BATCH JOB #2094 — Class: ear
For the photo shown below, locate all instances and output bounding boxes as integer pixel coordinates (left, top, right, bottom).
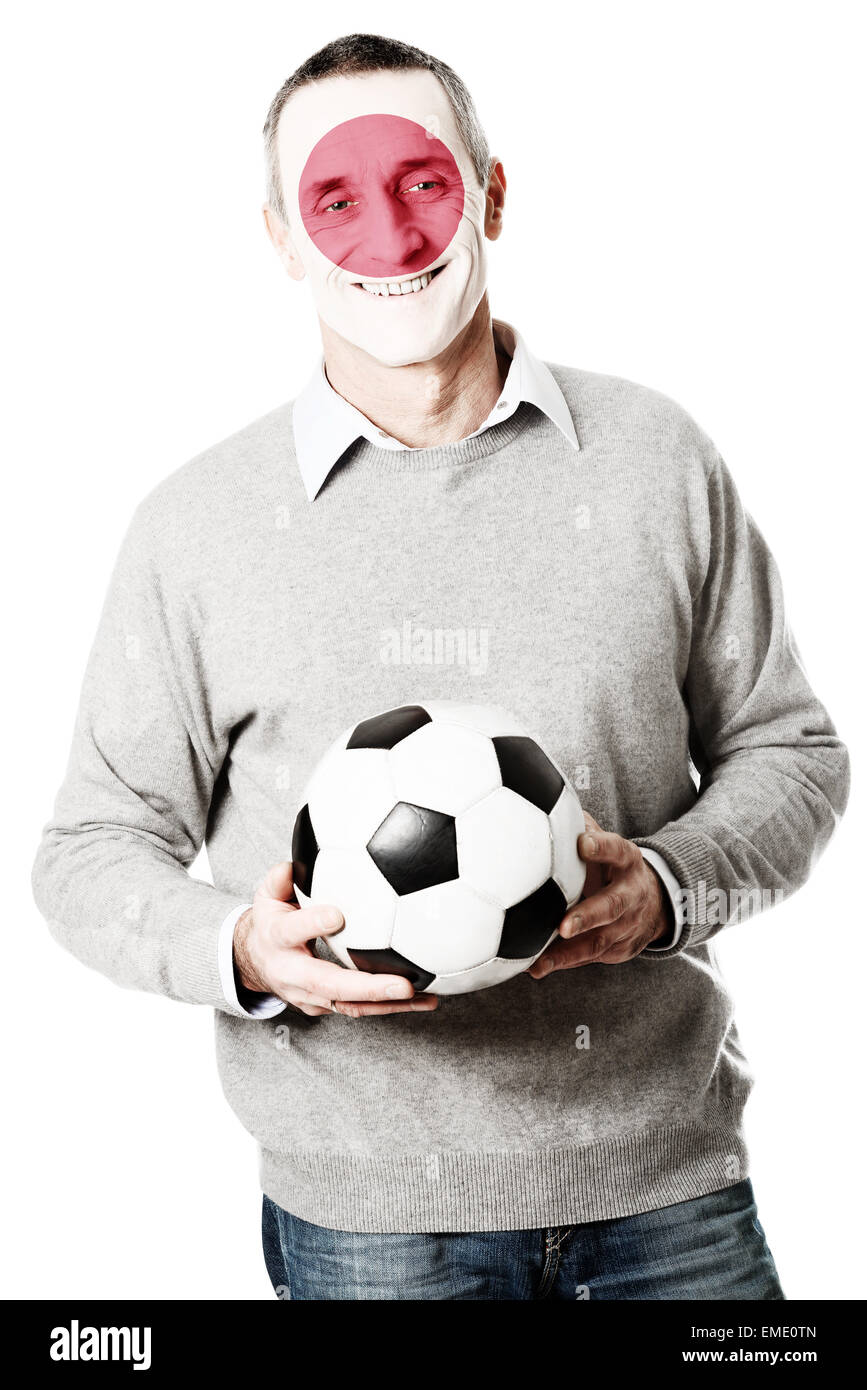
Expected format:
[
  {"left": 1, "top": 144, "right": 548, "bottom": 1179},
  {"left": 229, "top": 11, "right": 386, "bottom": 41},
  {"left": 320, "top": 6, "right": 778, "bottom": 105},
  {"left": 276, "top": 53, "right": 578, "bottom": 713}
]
[
  {"left": 484, "top": 160, "right": 507, "bottom": 242},
  {"left": 262, "top": 203, "right": 306, "bottom": 282}
]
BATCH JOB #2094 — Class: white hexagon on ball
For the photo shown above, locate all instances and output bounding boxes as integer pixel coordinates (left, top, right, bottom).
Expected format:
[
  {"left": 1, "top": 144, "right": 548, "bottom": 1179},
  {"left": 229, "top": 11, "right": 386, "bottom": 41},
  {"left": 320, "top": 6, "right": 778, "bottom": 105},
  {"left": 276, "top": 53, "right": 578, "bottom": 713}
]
[
  {"left": 306, "top": 743, "right": 396, "bottom": 849},
  {"left": 307, "top": 846, "right": 397, "bottom": 967},
  {"left": 456, "top": 787, "right": 553, "bottom": 910},
  {"left": 430, "top": 952, "right": 539, "bottom": 995},
  {"left": 420, "top": 701, "right": 527, "bottom": 739},
  {"left": 389, "top": 719, "right": 502, "bottom": 817},
  {"left": 549, "top": 784, "right": 587, "bottom": 906},
  {"left": 392, "top": 878, "right": 504, "bottom": 976}
]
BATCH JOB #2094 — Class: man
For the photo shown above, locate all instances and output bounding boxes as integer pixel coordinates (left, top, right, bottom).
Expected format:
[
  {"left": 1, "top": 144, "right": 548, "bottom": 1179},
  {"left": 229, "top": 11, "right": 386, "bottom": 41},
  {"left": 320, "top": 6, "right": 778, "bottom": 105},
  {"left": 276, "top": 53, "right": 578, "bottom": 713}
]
[{"left": 32, "top": 33, "right": 849, "bottom": 1301}]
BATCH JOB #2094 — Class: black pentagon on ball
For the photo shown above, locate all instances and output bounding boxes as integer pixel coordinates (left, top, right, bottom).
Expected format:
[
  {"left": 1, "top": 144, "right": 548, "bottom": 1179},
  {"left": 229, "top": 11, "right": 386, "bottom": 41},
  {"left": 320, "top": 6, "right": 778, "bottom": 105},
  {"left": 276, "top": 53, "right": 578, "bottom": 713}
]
[
  {"left": 500, "top": 878, "right": 568, "bottom": 959},
  {"left": 492, "top": 735, "right": 564, "bottom": 814},
  {"left": 346, "top": 704, "right": 432, "bottom": 750},
  {"left": 347, "top": 947, "right": 435, "bottom": 993},
  {"left": 291, "top": 802, "right": 319, "bottom": 896},
  {"left": 366, "top": 801, "right": 458, "bottom": 896}
]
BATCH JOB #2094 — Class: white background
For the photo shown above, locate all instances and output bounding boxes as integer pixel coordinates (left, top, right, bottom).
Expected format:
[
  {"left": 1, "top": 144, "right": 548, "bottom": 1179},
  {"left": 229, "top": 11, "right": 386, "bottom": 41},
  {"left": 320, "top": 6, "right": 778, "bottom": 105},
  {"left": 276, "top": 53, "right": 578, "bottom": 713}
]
[{"left": 2, "top": 0, "right": 864, "bottom": 1299}]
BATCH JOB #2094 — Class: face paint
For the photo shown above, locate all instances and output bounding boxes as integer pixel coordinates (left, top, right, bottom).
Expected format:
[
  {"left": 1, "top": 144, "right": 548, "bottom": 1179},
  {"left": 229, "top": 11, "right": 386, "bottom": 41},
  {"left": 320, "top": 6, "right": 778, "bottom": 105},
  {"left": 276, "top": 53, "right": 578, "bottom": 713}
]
[
  {"left": 276, "top": 71, "right": 490, "bottom": 366},
  {"left": 299, "top": 114, "right": 464, "bottom": 280}
]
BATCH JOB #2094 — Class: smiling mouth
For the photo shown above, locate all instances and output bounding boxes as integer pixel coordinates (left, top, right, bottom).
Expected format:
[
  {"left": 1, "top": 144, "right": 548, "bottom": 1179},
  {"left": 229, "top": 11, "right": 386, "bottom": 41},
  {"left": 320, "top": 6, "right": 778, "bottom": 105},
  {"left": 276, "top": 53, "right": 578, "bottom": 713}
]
[{"left": 353, "top": 265, "right": 446, "bottom": 297}]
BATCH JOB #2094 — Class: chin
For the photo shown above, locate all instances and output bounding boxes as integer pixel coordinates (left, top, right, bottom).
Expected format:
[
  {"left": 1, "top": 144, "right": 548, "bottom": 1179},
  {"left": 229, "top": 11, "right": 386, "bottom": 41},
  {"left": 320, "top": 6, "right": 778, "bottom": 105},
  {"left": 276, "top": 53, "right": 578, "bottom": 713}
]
[
  {"left": 368, "top": 344, "right": 444, "bottom": 368},
  {"left": 361, "top": 321, "right": 465, "bottom": 369}
]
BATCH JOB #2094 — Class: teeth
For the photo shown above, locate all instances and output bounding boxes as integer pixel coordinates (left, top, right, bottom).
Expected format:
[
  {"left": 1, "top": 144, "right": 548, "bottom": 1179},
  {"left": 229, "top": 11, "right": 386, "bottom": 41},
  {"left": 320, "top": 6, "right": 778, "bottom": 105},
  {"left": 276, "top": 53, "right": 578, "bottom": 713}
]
[{"left": 359, "top": 271, "right": 434, "bottom": 296}]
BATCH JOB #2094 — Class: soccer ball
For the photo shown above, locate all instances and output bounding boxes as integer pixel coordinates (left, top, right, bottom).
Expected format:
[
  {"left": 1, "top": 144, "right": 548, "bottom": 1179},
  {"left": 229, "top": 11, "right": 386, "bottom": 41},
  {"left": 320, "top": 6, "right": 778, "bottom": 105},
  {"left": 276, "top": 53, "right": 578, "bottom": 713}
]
[{"left": 291, "top": 702, "right": 586, "bottom": 995}]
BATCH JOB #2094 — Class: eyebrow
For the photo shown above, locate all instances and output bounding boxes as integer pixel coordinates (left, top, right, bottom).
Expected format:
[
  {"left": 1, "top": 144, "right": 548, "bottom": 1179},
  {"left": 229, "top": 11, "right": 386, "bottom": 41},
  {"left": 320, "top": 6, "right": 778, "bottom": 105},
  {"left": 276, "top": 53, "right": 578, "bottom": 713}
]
[
  {"left": 303, "top": 175, "right": 355, "bottom": 200},
  {"left": 388, "top": 155, "right": 455, "bottom": 178}
]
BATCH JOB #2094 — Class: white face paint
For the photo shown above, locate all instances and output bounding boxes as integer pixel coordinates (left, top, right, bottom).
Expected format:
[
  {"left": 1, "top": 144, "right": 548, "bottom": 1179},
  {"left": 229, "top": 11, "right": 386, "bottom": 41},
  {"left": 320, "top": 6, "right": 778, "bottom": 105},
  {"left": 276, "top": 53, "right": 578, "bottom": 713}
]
[{"left": 275, "top": 70, "right": 490, "bottom": 366}]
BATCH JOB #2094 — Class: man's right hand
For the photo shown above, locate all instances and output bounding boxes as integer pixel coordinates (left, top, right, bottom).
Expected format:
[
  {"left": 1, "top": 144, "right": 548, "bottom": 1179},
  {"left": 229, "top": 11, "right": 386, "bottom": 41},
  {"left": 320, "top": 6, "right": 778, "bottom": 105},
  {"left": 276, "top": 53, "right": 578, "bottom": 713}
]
[{"left": 233, "top": 861, "right": 439, "bottom": 1019}]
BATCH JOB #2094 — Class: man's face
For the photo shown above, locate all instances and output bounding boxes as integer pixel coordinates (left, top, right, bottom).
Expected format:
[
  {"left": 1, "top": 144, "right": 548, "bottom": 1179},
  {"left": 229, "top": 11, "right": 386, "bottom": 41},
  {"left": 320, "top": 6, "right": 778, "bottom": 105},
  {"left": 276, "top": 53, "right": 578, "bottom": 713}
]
[{"left": 274, "top": 70, "right": 491, "bottom": 366}]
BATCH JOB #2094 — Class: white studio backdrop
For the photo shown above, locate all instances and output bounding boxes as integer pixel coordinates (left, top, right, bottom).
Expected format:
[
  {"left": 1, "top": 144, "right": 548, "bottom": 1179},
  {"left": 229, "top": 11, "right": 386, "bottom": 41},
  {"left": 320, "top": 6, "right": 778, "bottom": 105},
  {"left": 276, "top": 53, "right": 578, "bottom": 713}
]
[{"left": 2, "top": 0, "right": 864, "bottom": 1299}]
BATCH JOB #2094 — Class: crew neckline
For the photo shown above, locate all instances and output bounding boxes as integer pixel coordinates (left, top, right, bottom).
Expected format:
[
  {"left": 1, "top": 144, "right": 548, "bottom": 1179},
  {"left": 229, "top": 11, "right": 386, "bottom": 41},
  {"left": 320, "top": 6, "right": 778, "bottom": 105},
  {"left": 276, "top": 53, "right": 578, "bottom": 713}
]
[{"left": 334, "top": 400, "right": 541, "bottom": 475}]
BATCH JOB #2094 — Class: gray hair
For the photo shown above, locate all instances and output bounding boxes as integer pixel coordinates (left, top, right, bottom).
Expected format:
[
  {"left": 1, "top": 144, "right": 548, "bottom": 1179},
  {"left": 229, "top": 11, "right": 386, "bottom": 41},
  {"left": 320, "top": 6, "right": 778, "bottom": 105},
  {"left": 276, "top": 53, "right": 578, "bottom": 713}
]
[{"left": 262, "top": 33, "right": 492, "bottom": 224}]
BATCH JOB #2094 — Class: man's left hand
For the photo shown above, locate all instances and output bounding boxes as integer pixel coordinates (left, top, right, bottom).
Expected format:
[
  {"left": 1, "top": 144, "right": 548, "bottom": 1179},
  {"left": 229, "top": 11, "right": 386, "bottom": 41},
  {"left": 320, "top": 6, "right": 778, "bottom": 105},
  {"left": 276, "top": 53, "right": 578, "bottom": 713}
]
[{"left": 527, "top": 812, "right": 673, "bottom": 977}]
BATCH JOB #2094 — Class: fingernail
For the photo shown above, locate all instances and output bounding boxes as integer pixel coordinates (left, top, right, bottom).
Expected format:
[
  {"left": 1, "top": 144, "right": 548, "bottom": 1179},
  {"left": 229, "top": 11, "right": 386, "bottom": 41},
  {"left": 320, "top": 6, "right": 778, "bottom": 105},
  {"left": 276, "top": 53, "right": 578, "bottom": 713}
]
[
  {"left": 562, "top": 913, "right": 582, "bottom": 937},
  {"left": 386, "top": 982, "right": 411, "bottom": 999},
  {"left": 318, "top": 908, "right": 343, "bottom": 930},
  {"left": 583, "top": 835, "right": 598, "bottom": 856}
]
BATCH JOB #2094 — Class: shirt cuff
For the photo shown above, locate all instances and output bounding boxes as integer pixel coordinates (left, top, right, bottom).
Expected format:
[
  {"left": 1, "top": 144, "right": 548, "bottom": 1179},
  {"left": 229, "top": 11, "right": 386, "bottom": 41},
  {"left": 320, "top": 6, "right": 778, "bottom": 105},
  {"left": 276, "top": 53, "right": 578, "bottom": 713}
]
[
  {"left": 638, "top": 848, "right": 686, "bottom": 951},
  {"left": 217, "top": 902, "right": 286, "bottom": 1019}
]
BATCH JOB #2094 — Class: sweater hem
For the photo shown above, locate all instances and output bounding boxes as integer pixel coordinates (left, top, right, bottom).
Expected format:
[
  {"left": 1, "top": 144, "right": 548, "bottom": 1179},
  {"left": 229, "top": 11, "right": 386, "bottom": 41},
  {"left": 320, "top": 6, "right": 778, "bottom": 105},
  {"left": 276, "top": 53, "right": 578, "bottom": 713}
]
[{"left": 258, "top": 1101, "right": 750, "bottom": 1233}]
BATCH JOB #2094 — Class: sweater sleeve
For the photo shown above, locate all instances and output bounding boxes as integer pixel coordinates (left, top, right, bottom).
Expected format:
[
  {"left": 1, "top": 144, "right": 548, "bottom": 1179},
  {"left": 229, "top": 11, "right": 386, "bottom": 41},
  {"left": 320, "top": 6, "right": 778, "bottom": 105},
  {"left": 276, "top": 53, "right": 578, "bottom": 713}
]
[
  {"left": 633, "top": 439, "right": 850, "bottom": 955},
  {"left": 31, "top": 500, "right": 252, "bottom": 1011}
]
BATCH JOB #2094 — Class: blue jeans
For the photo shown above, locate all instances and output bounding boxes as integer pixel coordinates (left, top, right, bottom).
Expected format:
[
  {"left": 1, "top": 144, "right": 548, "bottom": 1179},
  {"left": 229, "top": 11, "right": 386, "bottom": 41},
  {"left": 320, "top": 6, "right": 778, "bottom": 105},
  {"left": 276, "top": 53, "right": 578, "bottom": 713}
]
[{"left": 262, "top": 1178, "right": 784, "bottom": 1300}]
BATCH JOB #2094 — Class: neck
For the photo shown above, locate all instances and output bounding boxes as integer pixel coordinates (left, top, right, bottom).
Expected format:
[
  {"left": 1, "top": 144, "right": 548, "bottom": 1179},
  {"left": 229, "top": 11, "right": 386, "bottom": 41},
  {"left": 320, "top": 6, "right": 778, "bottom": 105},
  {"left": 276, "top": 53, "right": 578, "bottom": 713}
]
[{"left": 320, "top": 297, "right": 509, "bottom": 449}]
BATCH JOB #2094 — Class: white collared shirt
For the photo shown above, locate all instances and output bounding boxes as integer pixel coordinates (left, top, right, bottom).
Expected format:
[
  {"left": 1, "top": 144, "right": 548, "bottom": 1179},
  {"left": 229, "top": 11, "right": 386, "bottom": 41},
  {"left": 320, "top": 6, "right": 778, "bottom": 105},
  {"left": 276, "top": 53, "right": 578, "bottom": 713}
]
[
  {"left": 219, "top": 323, "right": 685, "bottom": 1016},
  {"left": 291, "top": 320, "right": 580, "bottom": 502}
]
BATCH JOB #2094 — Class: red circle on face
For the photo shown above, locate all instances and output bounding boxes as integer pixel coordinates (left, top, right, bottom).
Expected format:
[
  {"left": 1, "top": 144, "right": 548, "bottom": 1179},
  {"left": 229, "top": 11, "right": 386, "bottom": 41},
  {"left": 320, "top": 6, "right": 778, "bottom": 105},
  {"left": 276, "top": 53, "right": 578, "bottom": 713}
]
[{"left": 298, "top": 113, "right": 465, "bottom": 279}]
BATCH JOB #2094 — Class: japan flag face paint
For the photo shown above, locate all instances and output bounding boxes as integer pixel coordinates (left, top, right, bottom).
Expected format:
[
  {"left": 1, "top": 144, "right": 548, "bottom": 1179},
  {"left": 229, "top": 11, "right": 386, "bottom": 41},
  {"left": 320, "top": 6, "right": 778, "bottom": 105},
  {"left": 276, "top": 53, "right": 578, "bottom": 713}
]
[
  {"left": 275, "top": 71, "right": 490, "bottom": 366},
  {"left": 299, "top": 114, "right": 465, "bottom": 280}
]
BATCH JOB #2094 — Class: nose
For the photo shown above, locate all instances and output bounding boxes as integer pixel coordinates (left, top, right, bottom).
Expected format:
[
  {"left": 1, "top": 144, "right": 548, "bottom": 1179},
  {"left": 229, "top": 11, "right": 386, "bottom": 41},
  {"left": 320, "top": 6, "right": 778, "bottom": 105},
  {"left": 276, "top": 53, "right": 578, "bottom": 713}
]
[{"left": 362, "top": 187, "right": 427, "bottom": 276}]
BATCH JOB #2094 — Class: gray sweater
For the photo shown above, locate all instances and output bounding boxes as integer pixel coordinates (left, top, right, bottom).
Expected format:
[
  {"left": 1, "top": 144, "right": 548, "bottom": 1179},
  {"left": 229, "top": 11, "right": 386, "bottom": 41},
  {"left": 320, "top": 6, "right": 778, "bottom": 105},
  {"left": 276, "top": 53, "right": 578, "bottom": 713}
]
[{"left": 32, "top": 365, "right": 849, "bottom": 1232}]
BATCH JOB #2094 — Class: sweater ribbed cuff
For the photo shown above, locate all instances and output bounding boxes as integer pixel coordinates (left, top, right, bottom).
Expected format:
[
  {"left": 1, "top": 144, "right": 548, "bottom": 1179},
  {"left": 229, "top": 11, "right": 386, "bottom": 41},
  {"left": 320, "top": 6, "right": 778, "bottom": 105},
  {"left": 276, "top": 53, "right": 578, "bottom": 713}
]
[
  {"left": 631, "top": 828, "right": 719, "bottom": 956},
  {"left": 169, "top": 887, "right": 258, "bottom": 1012}
]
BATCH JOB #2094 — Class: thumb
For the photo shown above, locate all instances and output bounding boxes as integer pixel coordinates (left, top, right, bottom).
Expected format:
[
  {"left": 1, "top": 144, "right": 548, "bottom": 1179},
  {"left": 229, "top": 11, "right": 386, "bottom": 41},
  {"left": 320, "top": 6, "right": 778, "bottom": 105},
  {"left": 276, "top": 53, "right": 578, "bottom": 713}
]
[
  {"left": 255, "top": 860, "right": 296, "bottom": 904},
  {"left": 580, "top": 810, "right": 601, "bottom": 837}
]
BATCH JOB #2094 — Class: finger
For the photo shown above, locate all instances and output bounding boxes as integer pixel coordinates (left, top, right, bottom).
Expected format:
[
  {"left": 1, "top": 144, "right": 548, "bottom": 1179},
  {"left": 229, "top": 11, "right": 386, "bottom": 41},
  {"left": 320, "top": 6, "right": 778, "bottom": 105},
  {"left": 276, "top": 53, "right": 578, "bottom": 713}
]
[
  {"left": 291, "top": 957, "right": 417, "bottom": 1003},
  {"left": 571, "top": 920, "right": 641, "bottom": 963},
  {"left": 283, "top": 988, "right": 336, "bottom": 1011},
  {"left": 579, "top": 810, "right": 601, "bottom": 836},
  {"left": 335, "top": 995, "right": 440, "bottom": 1018},
  {"left": 255, "top": 860, "right": 296, "bottom": 904},
  {"left": 529, "top": 921, "right": 637, "bottom": 975},
  {"left": 577, "top": 828, "right": 639, "bottom": 872},
  {"left": 559, "top": 883, "right": 634, "bottom": 937},
  {"left": 281, "top": 997, "right": 334, "bottom": 1017},
  {"left": 592, "top": 938, "right": 645, "bottom": 964},
  {"left": 279, "top": 902, "right": 346, "bottom": 946}
]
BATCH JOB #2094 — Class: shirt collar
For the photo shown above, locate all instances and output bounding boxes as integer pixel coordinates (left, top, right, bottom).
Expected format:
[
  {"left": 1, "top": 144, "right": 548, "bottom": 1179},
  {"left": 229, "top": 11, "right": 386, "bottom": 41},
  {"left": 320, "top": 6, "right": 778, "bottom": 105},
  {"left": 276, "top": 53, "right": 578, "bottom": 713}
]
[{"left": 292, "top": 318, "right": 579, "bottom": 501}]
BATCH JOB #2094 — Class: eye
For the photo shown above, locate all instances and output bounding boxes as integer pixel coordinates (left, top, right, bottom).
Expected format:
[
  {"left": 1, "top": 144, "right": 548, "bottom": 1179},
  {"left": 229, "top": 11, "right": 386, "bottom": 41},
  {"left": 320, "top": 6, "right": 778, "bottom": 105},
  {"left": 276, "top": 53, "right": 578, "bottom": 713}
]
[
  {"left": 324, "top": 198, "right": 357, "bottom": 213},
  {"left": 405, "top": 181, "right": 438, "bottom": 193}
]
